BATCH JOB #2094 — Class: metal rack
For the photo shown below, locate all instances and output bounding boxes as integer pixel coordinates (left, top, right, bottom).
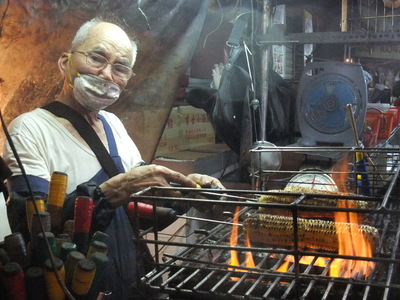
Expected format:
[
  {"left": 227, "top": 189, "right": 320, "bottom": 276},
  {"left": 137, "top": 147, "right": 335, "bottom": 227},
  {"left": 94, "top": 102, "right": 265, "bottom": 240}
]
[
  {"left": 129, "top": 2, "right": 400, "bottom": 298},
  {"left": 131, "top": 141, "right": 400, "bottom": 299},
  {"left": 259, "top": 0, "right": 400, "bottom": 45},
  {"left": 251, "top": 126, "right": 400, "bottom": 190}
]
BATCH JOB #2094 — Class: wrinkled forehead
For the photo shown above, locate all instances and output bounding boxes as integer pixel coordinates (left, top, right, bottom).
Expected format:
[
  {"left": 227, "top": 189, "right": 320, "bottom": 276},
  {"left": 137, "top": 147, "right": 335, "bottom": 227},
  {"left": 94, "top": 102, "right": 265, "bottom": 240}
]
[{"left": 80, "top": 22, "right": 134, "bottom": 60}]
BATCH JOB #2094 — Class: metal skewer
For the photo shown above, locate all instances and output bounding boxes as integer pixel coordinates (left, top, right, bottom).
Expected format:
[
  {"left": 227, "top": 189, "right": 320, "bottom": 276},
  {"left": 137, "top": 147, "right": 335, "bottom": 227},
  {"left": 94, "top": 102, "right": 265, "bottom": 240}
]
[{"left": 177, "top": 215, "right": 243, "bottom": 227}]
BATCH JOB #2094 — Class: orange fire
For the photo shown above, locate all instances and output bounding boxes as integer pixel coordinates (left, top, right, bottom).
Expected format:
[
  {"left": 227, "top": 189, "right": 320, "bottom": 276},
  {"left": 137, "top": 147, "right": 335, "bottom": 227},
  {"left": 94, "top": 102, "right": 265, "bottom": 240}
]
[
  {"left": 330, "top": 154, "right": 375, "bottom": 278},
  {"left": 229, "top": 206, "right": 255, "bottom": 280},
  {"left": 275, "top": 255, "right": 327, "bottom": 273},
  {"left": 229, "top": 154, "right": 375, "bottom": 279},
  {"left": 229, "top": 206, "right": 240, "bottom": 269},
  {"left": 330, "top": 199, "right": 374, "bottom": 277}
]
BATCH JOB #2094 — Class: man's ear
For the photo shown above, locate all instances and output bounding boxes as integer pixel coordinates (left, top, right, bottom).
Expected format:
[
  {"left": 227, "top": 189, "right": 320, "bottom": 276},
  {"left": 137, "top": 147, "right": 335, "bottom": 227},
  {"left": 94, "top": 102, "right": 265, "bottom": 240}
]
[{"left": 58, "top": 52, "right": 69, "bottom": 76}]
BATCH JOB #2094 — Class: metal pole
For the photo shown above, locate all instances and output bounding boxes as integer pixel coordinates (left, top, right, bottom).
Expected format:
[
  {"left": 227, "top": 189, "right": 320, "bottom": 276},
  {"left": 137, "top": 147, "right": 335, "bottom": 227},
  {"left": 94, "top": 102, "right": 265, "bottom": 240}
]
[
  {"left": 341, "top": 0, "right": 348, "bottom": 32},
  {"left": 259, "top": 0, "right": 271, "bottom": 142}
]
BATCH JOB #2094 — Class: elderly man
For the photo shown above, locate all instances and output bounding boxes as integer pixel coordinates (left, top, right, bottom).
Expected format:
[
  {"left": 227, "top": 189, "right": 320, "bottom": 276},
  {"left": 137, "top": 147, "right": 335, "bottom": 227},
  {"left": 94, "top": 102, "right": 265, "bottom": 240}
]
[{"left": 3, "top": 16, "right": 223, "bottom": 299}]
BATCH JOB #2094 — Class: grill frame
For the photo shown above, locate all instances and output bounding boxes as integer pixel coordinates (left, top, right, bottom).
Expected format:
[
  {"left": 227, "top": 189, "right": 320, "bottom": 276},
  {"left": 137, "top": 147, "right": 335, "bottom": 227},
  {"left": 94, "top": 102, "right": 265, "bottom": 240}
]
[
  {"left": 132, "top": 133, "right": 400, "bottom": 299},
  {"left": 131, "top": 2, "right": 400, "bottom": 297}
]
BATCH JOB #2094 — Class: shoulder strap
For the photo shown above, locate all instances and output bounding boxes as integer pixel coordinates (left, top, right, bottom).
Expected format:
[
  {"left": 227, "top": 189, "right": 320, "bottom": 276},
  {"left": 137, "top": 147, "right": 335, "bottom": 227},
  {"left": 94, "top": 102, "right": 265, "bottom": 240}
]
[{"left": 42, "top": 101, "right": 120, "bottom": 178}]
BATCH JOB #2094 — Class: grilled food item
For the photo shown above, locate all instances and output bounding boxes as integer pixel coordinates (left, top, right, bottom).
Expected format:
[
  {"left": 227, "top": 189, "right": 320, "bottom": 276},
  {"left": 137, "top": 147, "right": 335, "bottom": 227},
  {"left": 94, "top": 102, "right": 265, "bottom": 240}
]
[
  {"left": 243, "top": 213, "right": 379, "bottom": 252},
  {"left": 258, "top": 186, "right": 376, "bottom": 218}
]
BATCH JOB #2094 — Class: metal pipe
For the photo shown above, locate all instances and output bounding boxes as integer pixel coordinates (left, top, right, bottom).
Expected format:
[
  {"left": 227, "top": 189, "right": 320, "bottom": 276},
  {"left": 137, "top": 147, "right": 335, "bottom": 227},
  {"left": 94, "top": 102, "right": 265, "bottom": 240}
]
[
  {"left": 346, "top": 104, "right": 383, "bottom": 179},
  {"left": 259, "top": 0, "right": 272, "bottom": 141},
  {"left": 342, "top": 0, "right": 348, "bottom": 32},
  {"left": 346, "top": 104, "right": 360, "bottom": 146}
]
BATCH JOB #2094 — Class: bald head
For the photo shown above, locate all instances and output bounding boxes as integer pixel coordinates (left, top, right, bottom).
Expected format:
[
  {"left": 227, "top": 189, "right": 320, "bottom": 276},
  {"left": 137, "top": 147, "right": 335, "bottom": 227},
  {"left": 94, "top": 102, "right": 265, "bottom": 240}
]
[{"left": 71, "top": 17, "right": 137, "bottom": 67}]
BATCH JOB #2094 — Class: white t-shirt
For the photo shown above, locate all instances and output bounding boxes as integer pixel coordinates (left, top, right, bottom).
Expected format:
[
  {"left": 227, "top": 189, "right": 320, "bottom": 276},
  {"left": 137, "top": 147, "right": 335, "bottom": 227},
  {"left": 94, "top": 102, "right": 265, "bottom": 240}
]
[
  {"left": 3, "top": 107, "right": 143, "bottom": 193},
  {"left": 3, "top": 106, "right": 147, "bottom": 298}
]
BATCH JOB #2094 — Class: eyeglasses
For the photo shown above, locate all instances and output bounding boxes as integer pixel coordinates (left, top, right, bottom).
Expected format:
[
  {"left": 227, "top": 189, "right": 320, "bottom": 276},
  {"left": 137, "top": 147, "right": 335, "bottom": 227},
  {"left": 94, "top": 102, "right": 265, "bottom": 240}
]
[{"left": 71, "top": 51, "right": 135, "bottom": 80}]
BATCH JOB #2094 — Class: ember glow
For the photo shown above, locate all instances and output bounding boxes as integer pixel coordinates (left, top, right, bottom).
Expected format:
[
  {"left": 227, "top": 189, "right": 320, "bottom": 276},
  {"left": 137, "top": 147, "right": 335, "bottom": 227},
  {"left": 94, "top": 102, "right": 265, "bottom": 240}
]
[{"left": 276, "top": 255, "right": 327, "bottom": 272}]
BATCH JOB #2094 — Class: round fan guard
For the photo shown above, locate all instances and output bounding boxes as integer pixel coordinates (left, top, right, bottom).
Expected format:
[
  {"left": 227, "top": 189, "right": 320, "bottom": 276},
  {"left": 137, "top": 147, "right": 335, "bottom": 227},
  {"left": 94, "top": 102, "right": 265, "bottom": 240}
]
[{"left": 296, "top": 62, "right": 367, "bottom": 147}]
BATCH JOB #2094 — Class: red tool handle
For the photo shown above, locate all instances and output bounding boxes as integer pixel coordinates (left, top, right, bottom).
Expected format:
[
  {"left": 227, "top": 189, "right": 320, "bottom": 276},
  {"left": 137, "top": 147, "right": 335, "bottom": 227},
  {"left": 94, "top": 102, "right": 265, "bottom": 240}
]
[{"left": 127, "top": 202, "right": 177, "bottom": 221}]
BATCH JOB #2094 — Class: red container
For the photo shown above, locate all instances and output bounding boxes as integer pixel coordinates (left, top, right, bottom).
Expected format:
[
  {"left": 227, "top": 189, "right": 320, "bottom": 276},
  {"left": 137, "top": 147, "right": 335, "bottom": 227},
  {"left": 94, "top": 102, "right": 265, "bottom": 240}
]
[
  {"left": 379, "top": 108, "right": 396, "bottom": 139},
  {"left": 392, "top": 106, "right": 400, "bottom": 127},
  {"left": 389, "top": 107, "right": 399, "bottom": 128},
  {"left": 364, "top": 108, "right": 382, "bottom": 146}
]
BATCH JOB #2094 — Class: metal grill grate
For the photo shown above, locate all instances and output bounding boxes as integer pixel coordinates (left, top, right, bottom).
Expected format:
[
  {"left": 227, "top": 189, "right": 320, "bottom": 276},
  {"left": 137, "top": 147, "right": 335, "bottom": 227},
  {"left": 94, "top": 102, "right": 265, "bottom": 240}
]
[{"left": 131, "top": 139, "right": 400, "bottom": 299}]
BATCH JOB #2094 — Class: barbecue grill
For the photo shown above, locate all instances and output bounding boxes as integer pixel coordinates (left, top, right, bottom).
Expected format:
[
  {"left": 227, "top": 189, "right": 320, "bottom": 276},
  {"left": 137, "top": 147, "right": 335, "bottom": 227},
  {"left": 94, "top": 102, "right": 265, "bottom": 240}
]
[
  {"left": 130, "top": 129, "right": 400, "bottom": 300},
  {"left": 129, "top": 2, "right": 400, "bottom": 297},
  {"left": 132, "top": 147, "right": 400, "bottom": 299}
]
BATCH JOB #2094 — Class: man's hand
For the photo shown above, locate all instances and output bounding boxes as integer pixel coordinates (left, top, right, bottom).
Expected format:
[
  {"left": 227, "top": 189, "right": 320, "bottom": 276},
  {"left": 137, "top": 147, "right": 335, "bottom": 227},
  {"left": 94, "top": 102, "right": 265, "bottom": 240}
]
[
  {"left": 187, "top": 173, "right": 225, "bottom": 189},
  {"left": 99, "top": 165, "right": 197, "bottom": 207},
  {"left": 187, "top": 173, "right": 226, "bottom": 212}
]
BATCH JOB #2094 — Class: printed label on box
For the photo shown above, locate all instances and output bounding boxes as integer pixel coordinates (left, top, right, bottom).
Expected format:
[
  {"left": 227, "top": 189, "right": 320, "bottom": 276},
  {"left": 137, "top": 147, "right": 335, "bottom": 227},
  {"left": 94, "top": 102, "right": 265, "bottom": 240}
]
[{"left": 156, "top": 106, "right": 215, "bottom": 156}]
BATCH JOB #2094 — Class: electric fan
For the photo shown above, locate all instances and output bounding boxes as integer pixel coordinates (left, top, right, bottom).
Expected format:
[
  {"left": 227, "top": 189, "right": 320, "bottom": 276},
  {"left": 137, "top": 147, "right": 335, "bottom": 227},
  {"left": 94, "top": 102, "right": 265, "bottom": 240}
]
[{"left": 296, "top": 61, "right": 367, "bottom": 147}]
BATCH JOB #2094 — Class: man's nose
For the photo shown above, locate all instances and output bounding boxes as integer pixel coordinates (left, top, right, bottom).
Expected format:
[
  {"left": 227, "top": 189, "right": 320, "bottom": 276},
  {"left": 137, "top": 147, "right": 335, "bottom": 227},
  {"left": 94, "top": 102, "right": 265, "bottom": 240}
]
[{"left": 98, "top": 63, "right": 114, "bottom": 81}]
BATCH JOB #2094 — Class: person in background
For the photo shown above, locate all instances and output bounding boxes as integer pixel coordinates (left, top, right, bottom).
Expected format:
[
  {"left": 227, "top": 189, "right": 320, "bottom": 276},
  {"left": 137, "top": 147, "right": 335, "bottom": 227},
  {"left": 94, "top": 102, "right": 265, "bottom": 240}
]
[{"left": 3, "top": 15, "right": 224, "bottom": 299}]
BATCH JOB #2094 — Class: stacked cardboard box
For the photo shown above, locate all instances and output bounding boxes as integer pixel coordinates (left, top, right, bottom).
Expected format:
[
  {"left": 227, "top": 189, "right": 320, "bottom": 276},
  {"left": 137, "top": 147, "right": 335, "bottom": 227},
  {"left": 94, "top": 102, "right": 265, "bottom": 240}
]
[
  {"left": 153, "top": 143, "right": 239, "bottom": 177},
  {"left": 155, "top": 105, "right": 216, "bottom": 156}
]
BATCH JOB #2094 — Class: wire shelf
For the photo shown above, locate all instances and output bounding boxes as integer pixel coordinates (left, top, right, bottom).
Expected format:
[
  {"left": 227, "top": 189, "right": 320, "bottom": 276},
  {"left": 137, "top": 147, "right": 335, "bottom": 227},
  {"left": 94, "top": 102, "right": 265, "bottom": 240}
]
[{"left": 350, "top": 0, "right": 400, "bottom": 33}]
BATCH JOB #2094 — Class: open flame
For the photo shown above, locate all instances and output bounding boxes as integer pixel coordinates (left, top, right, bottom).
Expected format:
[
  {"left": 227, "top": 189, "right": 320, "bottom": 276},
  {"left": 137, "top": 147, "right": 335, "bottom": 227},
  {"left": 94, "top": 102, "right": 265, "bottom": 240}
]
[
  {"left": 229, "top": 206, "right": 240, "bottom": 269},
  {"left": 330, "top": 153, "right": 375, "bottom": 278},
  {"left": 229, "top": 153, "right": 375, "bottom": 279},
  {"left": 330, "top": 199, "right": 375, "bottom": 278},
  {"left": 229, "top": 206, "right": 255, "bottom": 280}
]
